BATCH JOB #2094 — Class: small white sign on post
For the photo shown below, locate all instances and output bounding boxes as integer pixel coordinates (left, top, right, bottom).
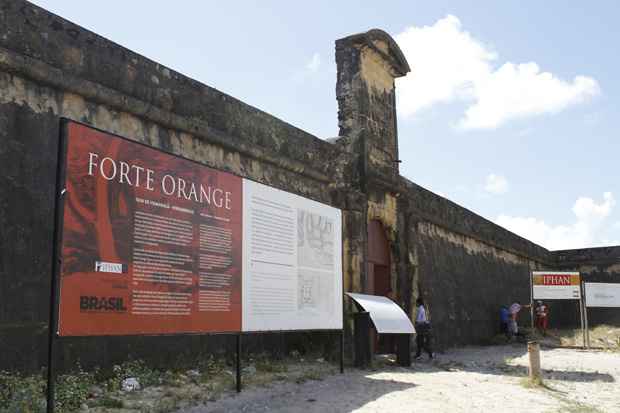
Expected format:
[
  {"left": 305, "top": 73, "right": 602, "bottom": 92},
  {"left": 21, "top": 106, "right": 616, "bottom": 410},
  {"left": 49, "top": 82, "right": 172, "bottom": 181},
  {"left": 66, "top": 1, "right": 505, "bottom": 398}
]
[
  {"left": 532, "top": 272, "right": 581, "bottom": 300},
  {"left": 585, "top": 283, "right": 620, "bottom": 308}
]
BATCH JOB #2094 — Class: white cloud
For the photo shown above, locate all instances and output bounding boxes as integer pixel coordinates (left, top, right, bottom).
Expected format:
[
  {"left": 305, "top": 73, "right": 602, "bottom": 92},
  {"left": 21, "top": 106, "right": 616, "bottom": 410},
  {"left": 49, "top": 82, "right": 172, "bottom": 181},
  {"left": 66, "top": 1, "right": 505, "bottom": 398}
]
[
  {"left": 306, "top": 52, "right": 321, "bottom": 73},
  {"left": 396, "top": 15, "right": 492, "bottom": 116},
  {"left": 496, "top": 192, "right": 616, "bottom": 250},
  {"left": 461, "top": 64, "right": 599, "bottom": 129},
  {"left": 395, "top": 15, "right": 600, "bottom": 129},
  {"left": 484, "top": 173, "right": 508, "bottom": 194}
]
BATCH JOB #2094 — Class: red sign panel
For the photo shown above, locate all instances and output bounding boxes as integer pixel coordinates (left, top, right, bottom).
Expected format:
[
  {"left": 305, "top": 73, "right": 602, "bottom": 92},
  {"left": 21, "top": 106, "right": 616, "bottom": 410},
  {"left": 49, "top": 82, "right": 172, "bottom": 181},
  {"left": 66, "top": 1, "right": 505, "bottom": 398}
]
[{"left": 58, "top": 121, "right": 242, "bottom": 336}]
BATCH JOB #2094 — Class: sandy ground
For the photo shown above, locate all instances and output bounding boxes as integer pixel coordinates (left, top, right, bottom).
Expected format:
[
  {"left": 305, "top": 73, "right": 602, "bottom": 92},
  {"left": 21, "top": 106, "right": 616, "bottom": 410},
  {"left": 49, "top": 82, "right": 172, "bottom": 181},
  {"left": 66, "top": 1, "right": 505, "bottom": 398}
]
[{"left": 179, "top": 344, "right": 620, "bottom": 413}]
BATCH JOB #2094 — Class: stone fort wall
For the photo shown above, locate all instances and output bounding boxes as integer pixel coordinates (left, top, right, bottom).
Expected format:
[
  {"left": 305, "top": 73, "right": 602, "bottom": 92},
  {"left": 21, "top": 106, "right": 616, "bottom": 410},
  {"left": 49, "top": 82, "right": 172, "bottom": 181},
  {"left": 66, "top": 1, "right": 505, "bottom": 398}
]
[{"left": 1, "top": 1, "right": 618, "bottom": 372}]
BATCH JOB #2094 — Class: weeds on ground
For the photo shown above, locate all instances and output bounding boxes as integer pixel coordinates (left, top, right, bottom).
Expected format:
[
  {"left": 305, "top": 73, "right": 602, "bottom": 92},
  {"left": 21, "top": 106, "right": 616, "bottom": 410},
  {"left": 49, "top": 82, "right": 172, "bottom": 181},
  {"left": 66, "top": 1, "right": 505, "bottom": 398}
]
[
  {"left": 1, "top": 349, "right": 338, "bottom": 412},
  {"left": 0, "top": 370, "right": 45, "bottom": 413},
  {"left": 519, "top": 375, "right": 545, "bottom": 389},
  {"left": 255, "top": 353, "right": 288, "bottom": 374},
  {"left": 55, "top": 366, "right": 96, "bottom": 412},
  {"left": 98, "top": 359, "right": 159, "bottom": 392},
  {"left": 295, "top": 369, "right": 324, "bottom": 384},
  {"left": 0, "top": 359, "right": 162, "bottom": 413}
]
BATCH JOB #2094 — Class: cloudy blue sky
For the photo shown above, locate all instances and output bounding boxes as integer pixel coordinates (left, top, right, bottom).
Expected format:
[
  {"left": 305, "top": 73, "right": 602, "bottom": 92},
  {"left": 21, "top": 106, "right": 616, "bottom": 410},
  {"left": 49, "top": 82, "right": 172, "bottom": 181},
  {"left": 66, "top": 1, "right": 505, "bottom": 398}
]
[{"left": 32, "top": 1, "right": 620, "bottom": 250}]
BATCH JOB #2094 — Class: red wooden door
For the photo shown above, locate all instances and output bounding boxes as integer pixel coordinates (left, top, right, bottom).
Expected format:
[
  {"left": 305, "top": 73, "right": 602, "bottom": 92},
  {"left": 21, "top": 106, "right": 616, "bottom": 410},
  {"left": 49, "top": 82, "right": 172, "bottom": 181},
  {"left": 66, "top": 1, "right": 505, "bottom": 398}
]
[{"left": 367, "top": 220, "right": 393, "bottom": 353}]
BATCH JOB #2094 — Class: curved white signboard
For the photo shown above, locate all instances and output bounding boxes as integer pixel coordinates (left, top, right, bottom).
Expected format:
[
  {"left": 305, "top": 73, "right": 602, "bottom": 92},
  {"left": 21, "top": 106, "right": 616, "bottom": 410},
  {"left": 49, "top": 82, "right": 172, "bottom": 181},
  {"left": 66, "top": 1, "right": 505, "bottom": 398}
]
[{"left": 346, "top": 293, "right": 415, "bottom": 334}]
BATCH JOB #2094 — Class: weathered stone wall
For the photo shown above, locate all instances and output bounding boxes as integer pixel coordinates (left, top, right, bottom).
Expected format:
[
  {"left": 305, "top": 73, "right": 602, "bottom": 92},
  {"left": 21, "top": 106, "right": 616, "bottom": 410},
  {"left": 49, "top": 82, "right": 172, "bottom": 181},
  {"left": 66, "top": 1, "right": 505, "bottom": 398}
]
[
  {"left": 398, "top": 178, "right": 555, "bottom": 347},
  {"left": 2, "top": 1, "right": 618, "bottom": 373},
  {"left": 0, "top": 0, "right": 357, "bottom": 372}
]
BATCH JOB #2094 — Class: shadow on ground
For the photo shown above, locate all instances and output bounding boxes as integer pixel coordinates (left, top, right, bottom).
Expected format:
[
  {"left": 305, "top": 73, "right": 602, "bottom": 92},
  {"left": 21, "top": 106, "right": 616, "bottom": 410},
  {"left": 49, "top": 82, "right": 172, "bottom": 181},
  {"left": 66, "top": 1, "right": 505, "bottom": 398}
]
[{"left": 180, "top": 371, "right": 415, "bottom": 413}]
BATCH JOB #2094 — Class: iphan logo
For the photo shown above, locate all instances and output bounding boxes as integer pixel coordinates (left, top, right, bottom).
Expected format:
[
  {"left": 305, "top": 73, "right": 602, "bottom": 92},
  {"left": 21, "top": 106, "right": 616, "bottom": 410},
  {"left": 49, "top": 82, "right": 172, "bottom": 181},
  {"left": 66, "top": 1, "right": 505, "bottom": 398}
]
[{"left": 94, "top": 261, "right": 125, "bottom": 274}]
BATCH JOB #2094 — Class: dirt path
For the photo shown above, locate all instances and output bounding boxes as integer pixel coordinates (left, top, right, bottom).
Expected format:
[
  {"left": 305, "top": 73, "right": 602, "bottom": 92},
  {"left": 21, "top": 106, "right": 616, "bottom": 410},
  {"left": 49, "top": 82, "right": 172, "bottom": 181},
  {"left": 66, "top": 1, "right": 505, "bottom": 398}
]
[{"left": 179, "top": 345, "right": 620, "bottom": 413}]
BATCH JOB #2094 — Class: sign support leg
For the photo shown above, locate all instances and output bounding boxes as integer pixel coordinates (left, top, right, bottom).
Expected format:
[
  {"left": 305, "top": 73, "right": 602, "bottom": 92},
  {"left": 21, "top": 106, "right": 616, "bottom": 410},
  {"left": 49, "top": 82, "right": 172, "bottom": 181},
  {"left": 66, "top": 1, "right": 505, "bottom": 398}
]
[
  {"left": 46, "top": 333, "right": 56, "bottom": 413},
  {"left": 340, "top": 329, "right": 344, "bottom": 374},
  {"left": 579, "top": 298, "right": 585, "bottom": 348},
  {"left": 584, "top": 305, "right": 590, "bottom": 348},
  {"left": 582, "top": 282, "right": 590, "bottom": 348},
  {"left": 236, "top": 334, "right": 241, "bottom": 393},
  {"left": 47, "top": 122, "right": 68, "bottom": 413}
]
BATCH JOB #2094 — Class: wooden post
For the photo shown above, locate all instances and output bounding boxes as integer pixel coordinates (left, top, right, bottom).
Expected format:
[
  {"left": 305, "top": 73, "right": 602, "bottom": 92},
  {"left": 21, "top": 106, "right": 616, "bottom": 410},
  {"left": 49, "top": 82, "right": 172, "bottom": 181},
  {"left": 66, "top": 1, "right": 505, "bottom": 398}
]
[{"left": 527, "top": 341, "right": 541, "bottom": 380}]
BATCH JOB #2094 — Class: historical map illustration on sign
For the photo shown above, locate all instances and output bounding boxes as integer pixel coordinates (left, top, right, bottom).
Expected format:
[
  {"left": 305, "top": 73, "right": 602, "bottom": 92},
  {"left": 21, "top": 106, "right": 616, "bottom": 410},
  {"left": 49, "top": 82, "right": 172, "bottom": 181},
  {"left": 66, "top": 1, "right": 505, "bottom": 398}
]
[
  {"left": 297, "top": 211, "right": 336, "bottom": 315},
  {"left": 242, "top": 181, "right": 343, "bottom": 331},
  {"left": 297, "top": 210, "right": 335, "bottom": 270}
]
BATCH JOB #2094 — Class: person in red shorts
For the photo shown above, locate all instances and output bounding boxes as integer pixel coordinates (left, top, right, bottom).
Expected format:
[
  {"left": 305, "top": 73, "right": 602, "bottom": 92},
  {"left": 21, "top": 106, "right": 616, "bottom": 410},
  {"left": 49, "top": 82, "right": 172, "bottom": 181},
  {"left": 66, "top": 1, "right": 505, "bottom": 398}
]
[{"left": 535, "top": 300, "right": 549, "bottom": 335}]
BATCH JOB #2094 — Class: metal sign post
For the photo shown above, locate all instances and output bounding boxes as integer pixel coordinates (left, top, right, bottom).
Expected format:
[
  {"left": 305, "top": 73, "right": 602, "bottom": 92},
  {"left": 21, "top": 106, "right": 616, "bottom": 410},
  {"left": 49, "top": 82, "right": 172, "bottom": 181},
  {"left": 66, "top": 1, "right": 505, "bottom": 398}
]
[
  {"left": 579, "top": 297, "right": 585, "bottom": 348},
  {"left": 340, "top": 329, "right": 344, "bottom": 374},
  {"left": 528, "top": 263, "right": 534, "bottom": 329},
  {"left": 581, "top": 282, "right": 590, "bottom": 348},
  {"left": 47, "top": 123, "right": 70, "bottom": 413},
  {"left": 236, "top": 334, "right": 241, "bottom": 393}
]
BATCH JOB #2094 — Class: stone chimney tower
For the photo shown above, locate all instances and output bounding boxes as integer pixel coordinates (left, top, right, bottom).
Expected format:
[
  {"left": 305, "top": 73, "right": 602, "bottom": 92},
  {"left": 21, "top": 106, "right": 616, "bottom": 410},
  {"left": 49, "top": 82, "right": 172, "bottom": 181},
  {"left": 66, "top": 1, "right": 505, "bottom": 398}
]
[{"left": 335, "top": 29, "right": 410, "bottom": 182}]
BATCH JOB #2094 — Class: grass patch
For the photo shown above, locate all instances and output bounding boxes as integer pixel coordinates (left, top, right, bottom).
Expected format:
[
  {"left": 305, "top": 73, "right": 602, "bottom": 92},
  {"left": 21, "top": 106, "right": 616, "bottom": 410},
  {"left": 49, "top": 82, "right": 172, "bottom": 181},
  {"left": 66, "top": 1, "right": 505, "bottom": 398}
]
[
  {"left": 0, "top": 370, "right": 45, "bottom": 413},
  {"left": 55, "top": 367, "right": 96, "bottom": 412},
  {"left": 519, "top": 375, "right": 545, "bottom": 389},
  {"left": 95, "top": 396, "right": 124, "bottom": 409},
  {"left": 255, "top": 360, "right": 288, "bottom": 374},
  {"left": 0, "top": 352, "right": 339, "bottom": 412}
]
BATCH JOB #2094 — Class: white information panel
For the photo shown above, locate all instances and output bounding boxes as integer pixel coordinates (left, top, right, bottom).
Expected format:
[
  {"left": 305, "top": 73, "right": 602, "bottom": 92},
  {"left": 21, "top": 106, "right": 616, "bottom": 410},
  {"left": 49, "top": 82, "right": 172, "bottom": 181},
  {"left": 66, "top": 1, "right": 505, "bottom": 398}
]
[
  {"left": 585, "top": 283, "right": 620, "bottom": 308},
  {"left": 533, "top": 285, "right": 581, "bottom": 300},
  {"left": 241, "top": 179, "right": 343, "bottom": 331}
]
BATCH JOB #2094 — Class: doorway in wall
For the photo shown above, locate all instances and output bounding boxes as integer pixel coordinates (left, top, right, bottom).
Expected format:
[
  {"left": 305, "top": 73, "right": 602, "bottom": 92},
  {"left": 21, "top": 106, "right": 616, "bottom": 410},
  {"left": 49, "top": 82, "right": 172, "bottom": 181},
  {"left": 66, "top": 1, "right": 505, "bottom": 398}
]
[{"left": 367, "top": 220, "right": 393, "bottom": 353}]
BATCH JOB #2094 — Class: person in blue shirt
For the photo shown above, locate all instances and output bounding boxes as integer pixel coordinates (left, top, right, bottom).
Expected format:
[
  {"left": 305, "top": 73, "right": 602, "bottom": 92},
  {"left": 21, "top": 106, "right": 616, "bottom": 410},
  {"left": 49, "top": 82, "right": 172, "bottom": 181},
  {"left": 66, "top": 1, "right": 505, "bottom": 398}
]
[{"left": 500, "top": 305, "right": 510, "bottom": 339}]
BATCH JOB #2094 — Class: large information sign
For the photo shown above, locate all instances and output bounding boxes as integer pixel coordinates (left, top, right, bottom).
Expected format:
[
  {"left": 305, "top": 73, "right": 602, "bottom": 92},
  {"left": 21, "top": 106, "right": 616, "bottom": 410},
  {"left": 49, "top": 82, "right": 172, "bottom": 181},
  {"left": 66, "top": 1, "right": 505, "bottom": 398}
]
[
  {"left": 532, "top": 271, "right": 581, "bottom": 300},
  {"left": 58, "top": 121, "right": 243, "bottom": 335},
  {"left": 57, "top": 121, "right": 342, "bottom": 336}
]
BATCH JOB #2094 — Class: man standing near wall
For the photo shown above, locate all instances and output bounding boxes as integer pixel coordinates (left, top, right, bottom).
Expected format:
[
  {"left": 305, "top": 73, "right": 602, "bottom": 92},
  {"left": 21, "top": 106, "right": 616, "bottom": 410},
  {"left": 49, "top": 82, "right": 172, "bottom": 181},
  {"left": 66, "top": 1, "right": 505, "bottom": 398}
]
[
  {"left": 414, "top": 298, "right": 434, "bottom": 360},
  {"left": 509, "top": 301, "right": 531, "bottom": 339}
]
